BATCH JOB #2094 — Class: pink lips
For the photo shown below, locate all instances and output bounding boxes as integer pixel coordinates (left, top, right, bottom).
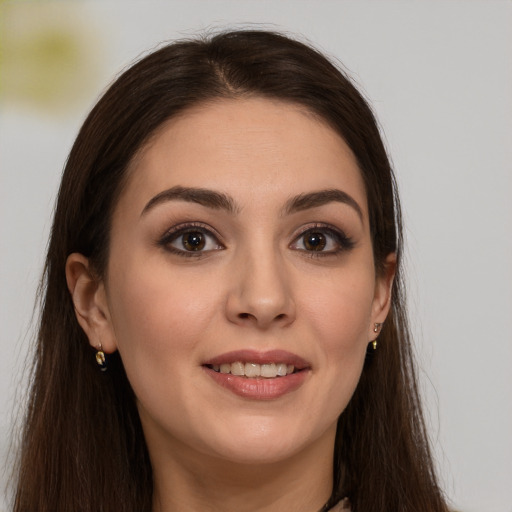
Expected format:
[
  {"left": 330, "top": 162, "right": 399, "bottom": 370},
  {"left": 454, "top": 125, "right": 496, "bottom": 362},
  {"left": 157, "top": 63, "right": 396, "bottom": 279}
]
[
  {"left": 204, "top": 349, "right": 309, "bottom": 369},
  {"left": 202, "top": 349, "right": 311, "bottom": 400}
]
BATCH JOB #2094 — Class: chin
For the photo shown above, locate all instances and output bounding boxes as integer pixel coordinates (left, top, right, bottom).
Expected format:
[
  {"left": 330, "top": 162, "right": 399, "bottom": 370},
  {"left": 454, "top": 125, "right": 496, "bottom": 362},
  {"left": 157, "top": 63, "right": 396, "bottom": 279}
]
[
  {"left": 200, "top": 417, "right": 334, "bottom": 466},
  {"left": 211, "top": 438, "right": 304, "bottom": 465}
]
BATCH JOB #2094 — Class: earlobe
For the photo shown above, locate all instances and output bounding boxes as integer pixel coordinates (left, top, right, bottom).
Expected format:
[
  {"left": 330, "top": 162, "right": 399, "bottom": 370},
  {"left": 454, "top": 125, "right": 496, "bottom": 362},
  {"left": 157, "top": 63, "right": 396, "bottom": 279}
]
[{"left": 65, "top": 253, "right": 117, "bottom": 353}]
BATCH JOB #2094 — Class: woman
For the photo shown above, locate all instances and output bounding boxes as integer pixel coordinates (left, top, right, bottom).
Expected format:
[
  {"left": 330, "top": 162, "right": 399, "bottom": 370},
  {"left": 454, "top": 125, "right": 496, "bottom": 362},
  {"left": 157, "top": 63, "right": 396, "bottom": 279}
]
[{"left": 13, "top": 30, "right": 449, "bottom": 511}]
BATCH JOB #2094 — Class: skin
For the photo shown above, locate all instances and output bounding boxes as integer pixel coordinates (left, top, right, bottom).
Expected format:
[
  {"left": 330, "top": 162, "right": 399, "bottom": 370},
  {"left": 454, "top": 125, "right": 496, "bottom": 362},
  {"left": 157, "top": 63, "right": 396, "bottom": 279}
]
[{"left": 66, "top": 97, "right": 395, "bottom": 512}]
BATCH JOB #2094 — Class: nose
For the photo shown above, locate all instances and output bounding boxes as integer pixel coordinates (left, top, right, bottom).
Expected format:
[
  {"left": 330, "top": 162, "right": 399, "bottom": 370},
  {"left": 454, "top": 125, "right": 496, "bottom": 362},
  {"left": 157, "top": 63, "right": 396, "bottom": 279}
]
[{"left": 225, "top": 250, "right": 296, "bottom": 329}]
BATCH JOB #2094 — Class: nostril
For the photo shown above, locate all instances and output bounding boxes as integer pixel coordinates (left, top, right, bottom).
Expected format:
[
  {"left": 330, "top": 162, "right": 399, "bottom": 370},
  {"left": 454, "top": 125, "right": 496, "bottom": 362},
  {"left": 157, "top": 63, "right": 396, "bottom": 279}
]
[{"left": 236, "top": 312, "right": 287, "bottom": 322}]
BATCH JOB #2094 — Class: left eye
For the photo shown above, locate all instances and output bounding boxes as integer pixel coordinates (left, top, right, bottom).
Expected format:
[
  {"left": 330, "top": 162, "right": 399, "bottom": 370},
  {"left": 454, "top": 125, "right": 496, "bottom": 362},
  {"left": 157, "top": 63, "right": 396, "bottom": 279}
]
[
  {"left": 290, "top": 227, "right": 351, "bottom": 254},
  {"left": 164, "top": 228, "right": 223, "bottom": 254}
]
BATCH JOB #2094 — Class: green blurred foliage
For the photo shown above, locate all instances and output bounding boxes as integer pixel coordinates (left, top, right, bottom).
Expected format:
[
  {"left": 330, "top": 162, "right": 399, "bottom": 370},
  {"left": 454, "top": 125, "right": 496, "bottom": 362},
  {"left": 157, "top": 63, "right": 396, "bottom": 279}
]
[{"left": 0, "top": 2, "right": 104, "bottom": 114}]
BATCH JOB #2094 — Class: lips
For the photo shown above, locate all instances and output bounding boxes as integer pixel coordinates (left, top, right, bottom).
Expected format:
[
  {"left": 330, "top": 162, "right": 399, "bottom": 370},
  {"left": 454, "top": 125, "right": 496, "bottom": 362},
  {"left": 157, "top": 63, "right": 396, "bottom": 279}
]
[
  {"left": 204, "top": 349, "right": 309, "bottom": 368},
  {"left": 202, "top": 350, "right": 310, "bottom": 400}
]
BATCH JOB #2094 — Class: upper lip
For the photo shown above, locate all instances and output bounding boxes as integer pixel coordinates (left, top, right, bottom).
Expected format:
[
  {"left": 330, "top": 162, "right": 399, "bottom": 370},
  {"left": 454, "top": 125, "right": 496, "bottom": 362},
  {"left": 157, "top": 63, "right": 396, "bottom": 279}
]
[{"left": 203, "top": 349, "right": 310, "bottom": 370}]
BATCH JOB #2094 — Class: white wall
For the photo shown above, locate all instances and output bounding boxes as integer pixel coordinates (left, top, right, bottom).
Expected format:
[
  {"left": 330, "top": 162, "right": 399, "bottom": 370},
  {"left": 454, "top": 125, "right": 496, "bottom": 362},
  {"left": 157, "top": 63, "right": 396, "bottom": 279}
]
[{"left": 1, "top": 2, "right": 511, "bottom": 511}]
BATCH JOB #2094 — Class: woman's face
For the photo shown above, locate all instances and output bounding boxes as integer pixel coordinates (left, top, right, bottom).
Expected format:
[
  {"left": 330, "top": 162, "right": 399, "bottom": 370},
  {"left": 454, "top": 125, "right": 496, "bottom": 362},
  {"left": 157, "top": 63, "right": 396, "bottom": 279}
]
[{"left": 100, "top": 98, "right": 393, "bottom": 465}]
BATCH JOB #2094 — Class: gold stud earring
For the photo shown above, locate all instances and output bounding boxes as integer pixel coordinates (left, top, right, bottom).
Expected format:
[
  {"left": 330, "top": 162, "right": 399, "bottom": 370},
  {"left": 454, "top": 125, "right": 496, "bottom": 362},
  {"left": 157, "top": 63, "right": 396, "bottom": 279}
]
[
  {"left": 95, "top": 343, "right": 107, "bottom": 371},
  {"left": 371, "top": 323, "right": 382, "bottom": 350}
]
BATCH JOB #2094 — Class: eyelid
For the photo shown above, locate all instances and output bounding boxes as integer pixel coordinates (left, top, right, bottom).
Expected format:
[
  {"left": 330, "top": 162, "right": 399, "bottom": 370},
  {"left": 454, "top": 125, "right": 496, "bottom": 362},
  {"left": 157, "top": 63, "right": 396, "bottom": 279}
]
[
  {"left": 158, "top": 222, "right": 225, "bottom": 256},
  {"left": 289, "top": 222, "right": 355, "bottom": 254}
]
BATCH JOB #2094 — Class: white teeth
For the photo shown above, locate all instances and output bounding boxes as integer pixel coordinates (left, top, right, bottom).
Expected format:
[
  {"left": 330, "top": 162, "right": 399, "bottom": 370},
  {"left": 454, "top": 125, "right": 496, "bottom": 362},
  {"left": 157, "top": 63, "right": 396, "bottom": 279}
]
[
  {"left": 276, "top": 363, "right": 288, "bottom": 376},
  {"left": 244, "top": 362, "right": 260, "bottom": 378},
  {"left": 260, "top": 363, "right": 277, "bottom": 378},
  {"left": 210, "top": 361, "right": 297, "bottom": 378},
  {"left": 231, "top": 361, "right": 245, "bottom": 376}
]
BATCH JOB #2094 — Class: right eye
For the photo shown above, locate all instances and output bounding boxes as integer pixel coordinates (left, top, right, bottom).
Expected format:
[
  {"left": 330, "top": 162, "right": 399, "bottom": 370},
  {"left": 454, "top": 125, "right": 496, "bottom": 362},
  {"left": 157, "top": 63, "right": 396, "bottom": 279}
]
[{"left": 160, "top": 224, "right": 224, "bottom": 257}]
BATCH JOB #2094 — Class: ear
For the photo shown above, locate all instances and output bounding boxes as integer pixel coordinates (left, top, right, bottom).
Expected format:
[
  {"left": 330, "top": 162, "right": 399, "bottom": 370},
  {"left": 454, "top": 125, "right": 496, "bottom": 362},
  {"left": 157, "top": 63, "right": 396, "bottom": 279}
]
[
  {"left": 65, "top": 253, "right": 118, "bottom": 353},
  {"left": 369, "top": 252, "right": 396, "bottom": 339}
]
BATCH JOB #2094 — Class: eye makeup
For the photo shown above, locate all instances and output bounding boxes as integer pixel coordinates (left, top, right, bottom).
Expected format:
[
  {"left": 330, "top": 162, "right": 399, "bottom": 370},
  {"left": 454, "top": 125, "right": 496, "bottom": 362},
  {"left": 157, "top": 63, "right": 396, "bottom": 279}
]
[
  {"left": 289, "top": 222, "right": 355, "bottom": 258},
  {"left": 157, "top": 221, "right": 225, "bottom": 258},
  {"left": 156, "top": 218, "right": 355, "bottom": 260}
]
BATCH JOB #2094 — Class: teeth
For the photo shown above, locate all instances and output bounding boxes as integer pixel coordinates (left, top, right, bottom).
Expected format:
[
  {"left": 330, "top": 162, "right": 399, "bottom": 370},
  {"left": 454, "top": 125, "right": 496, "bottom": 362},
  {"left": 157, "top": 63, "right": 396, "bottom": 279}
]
[
  {"left": 276, "top": 363, "right": 287, "bottom": 376},
  {"left": 260, "top": 363, "right": 277, "bottom": 378},
  {"left": 210, "top": 361, "right": 297, "bottom": 378},
  {"left": 245, "top": 362, "right": 260, "bottom": 378},
  {"left": 231, "top": 361, "right": 245, "bottom": 376}
]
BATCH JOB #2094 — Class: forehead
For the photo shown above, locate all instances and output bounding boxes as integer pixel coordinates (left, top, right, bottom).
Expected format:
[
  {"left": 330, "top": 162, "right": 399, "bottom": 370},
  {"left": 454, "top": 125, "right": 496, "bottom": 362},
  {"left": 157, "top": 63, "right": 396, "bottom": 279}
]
[{"left": 120, "top": 97, "right": 367, "bottom": 217}]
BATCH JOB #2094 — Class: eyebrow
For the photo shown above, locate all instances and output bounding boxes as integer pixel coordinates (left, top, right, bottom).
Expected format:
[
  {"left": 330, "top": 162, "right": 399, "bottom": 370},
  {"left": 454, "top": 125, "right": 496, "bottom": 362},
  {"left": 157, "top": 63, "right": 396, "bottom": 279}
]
[
  {"left": 140, "top": 186, "right": 240, "bottom": 216},
  {"left": 140, "top": 185, "right": 363, "bottom": 221},
  {"left": 283, "top": 189, "right": 363, "bottom": 221}
]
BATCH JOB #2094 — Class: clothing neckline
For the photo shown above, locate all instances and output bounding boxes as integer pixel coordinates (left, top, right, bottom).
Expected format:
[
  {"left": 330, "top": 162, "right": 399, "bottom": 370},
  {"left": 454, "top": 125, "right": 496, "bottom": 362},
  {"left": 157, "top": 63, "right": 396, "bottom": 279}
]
[{"left": 327, "top": 497, "right": 350, "bottom": 511}]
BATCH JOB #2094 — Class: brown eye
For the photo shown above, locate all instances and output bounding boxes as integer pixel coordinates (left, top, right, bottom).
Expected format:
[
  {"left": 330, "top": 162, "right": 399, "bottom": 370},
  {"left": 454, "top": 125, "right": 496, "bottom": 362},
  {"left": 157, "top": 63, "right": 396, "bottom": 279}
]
[
  {"left": 162, "top": 225, "right": 224, "bottom": 256},
  {"left": 289, "top": 225, "right": 355, "bottom": 256},
  {"left": 303, "top": 232, "right": 326, "bottom": 251},
  {"left": 182, "top": 232, "right": 206, "bottom": 251}
]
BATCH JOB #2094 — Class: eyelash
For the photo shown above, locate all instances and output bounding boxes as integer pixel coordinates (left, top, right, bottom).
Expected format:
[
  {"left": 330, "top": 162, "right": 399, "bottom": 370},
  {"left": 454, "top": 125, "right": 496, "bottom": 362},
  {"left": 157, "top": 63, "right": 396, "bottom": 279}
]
[
  {"left": 290, "top": 223, "right": 355, "bottom": 258},
  {"left": 158, "top": 222, "right": 224, "bottom": 258},
  {"left": 158, "top": 222, "right": 354, "bottom": 258}
]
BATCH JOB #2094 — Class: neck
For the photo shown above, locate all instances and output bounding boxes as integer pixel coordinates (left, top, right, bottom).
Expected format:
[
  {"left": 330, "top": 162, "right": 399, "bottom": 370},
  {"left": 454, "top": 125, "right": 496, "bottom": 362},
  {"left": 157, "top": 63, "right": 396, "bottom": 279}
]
[{"left": 150, "top": 429, "right": 335, "bottom": 512}]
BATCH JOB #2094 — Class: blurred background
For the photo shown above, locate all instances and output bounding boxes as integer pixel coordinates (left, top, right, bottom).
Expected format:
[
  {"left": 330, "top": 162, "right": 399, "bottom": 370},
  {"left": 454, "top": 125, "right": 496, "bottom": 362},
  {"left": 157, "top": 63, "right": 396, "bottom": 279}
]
[{"left": 1, "top": 2, "right": 511, "bottom": 511}]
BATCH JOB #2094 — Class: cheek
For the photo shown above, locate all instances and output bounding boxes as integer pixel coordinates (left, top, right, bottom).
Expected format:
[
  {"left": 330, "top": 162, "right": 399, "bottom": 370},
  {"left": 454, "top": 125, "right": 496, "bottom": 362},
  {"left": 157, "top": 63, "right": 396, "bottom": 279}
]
[
  {"left": 301, "top": 267, "right": 375, "bottom": 350},
  {"left": 105, "top": 261, "right": 226, "bottom": 438},
  {"left": 106, "top": 257, "right": 221, "bottom": 377},
  {"left": 297, "top": 265, "right": 375, "bottom": 410}
]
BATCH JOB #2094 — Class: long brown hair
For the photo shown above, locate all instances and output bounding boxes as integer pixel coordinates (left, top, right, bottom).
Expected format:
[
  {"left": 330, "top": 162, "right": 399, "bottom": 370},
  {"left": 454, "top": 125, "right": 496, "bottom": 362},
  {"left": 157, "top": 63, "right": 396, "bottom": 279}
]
[{"left": 13, "top": 30, "right": 448, "bottom": 511}]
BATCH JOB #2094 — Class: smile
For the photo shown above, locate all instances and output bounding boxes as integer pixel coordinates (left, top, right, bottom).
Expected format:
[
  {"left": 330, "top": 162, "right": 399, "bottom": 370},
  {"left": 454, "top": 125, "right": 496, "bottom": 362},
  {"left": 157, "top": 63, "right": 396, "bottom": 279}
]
[
  {"left": 202, "top": 350, "right": 310, "bottom": 400},
  {"left": 207, "top": 362, "right": 296, "bottom": 378}
]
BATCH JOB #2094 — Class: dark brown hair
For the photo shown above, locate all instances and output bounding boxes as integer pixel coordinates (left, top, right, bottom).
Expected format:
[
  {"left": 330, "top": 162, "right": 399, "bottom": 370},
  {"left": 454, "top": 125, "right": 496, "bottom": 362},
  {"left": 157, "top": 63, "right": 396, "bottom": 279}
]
[{"left": 13, "top": 30, "right": 448, "bottom": 511}]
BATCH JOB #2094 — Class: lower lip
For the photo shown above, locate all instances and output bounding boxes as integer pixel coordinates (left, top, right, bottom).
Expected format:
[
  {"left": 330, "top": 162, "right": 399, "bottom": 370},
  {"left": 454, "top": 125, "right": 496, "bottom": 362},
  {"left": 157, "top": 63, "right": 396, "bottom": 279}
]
[{"left": 203, "top": 367, "right": 309, "bottom": 400}]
